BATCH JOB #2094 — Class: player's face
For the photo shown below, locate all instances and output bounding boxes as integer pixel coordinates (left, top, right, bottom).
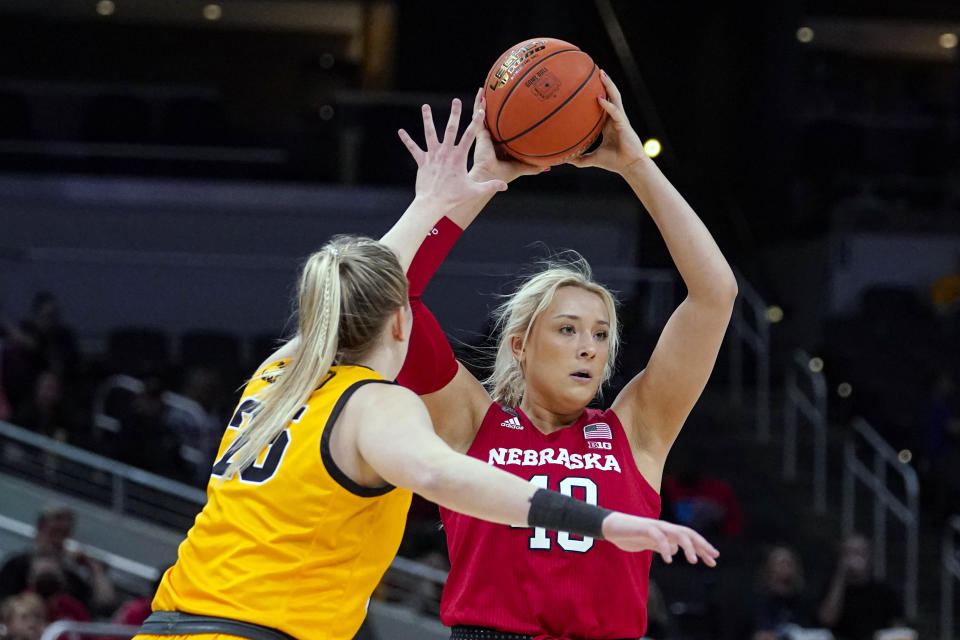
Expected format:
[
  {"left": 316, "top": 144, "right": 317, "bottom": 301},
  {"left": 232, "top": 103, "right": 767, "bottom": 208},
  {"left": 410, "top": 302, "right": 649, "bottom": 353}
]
[{"left": 518, "top": 286, "right": 610, "bottom": 412}]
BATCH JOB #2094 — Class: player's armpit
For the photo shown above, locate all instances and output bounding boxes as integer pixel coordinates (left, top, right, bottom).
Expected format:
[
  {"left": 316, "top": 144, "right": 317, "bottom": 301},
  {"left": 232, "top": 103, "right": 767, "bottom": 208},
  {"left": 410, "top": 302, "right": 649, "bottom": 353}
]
[{"left": 421, "top": 362, "right": 491, "bottom": 453}]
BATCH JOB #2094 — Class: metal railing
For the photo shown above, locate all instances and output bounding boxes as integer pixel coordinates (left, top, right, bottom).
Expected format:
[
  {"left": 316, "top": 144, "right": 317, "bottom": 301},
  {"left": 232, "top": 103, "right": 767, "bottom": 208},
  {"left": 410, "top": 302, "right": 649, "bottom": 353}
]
[
  {"left": 378, "top": 555, "right": 450, "bottom": 617},
  {"left": 0, "top": 512, "right": 160, "bottom": 585},
  {"left": 0, "top": 420, "right": 207, "bottom": 530},
  {"left": 942, "top": 515, "right": 960, "bottom": 640},
  {"left": 728, "top": 271, "right": 771, "bottom": 442},
  {"left": 92, "top": 374, "right": 216, "bottom": 469},
  {"left": 40, "top": 621, "right": 139, "bottom": 640},
  {"left": 783, "top": 349, "right": 828, "bottom": 513},
  {"left": 842, "top": 417, "right": 919, "bottom": 619},
  {"left": 0, "top": 417, "right": 449, "bottom": 611}
]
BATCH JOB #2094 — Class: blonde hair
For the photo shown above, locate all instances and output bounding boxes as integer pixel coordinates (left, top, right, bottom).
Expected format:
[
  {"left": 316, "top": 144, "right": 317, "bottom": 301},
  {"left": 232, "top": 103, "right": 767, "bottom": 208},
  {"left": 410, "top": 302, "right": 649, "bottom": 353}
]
[
  {"left": 222, "top": 235, "right": 407, "bottom": 480},
  {"left": 1, "top": 592, "right": 46, "bottom": 626},
  {"left": 485, "top": 252, "right": 619, "bottom": 407}
]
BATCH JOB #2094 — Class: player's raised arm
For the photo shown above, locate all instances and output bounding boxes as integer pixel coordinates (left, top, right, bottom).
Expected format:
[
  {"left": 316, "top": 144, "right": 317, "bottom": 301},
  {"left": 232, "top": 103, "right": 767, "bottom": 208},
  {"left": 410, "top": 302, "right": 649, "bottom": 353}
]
[
  {"left": 381, "top": 89, "right": 541, "bottom": 267},
  {"left": 262, "top": 97, "right": 515, "bottom": 377},
  {"left": 349, "top": 382, "right": 718, "bottom": 566},
  {"left": 380, "top": 95, "right": 509, "bottom": 272},
  {"left": 568, "top": 72, "right": 737, "bottom": 477},
  {"left": 381, "top": 93, "right": 540, "bottom": 451}
]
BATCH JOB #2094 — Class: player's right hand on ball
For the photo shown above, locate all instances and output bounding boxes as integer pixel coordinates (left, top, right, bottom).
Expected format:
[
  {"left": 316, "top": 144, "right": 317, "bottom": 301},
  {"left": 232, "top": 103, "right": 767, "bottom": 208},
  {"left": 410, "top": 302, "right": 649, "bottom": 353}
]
[
  {"left": 602, "top": 512, "right": 719, "bottom": 566},
  {"left": 468, "top": 87, "right": 545, "bottom": 185}
]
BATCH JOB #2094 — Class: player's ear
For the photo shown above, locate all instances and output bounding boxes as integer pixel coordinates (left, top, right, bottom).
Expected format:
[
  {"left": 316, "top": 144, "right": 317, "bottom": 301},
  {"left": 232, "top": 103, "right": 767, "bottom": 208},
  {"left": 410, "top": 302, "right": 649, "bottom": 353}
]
[
  {"left": 389, "top": 306, "right": 407, "bottom": 342},
  {"left": 510, "top": 334, "right": 524, "bottom": 362}
]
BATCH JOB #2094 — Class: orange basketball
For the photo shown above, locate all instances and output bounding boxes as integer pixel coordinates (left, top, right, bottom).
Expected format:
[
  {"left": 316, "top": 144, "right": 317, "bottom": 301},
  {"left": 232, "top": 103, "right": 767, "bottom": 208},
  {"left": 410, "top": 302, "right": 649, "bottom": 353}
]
[{"left": 483, "top": 37, "right": 607, "bottom": 167}]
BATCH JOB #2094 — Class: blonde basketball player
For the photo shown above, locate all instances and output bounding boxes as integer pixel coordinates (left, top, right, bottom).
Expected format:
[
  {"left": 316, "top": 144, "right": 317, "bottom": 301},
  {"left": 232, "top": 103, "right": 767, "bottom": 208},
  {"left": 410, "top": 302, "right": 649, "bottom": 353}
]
[{"left": 131, "top": 99, "right": 718, "bottom": 640}]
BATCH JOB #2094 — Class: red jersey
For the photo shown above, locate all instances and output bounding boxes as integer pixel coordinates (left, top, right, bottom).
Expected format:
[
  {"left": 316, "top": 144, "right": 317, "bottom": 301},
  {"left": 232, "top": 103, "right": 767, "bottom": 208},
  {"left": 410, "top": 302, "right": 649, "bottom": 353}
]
[{"left": 439, "top": 403, "right": 661, "bottom": 639}]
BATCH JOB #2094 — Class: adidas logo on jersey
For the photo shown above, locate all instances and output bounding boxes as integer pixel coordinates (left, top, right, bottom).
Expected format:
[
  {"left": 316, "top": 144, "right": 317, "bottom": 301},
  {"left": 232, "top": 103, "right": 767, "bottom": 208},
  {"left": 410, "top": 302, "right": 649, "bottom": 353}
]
[{"left": 499, "top": 416, "right": 523, "bottom": 430}]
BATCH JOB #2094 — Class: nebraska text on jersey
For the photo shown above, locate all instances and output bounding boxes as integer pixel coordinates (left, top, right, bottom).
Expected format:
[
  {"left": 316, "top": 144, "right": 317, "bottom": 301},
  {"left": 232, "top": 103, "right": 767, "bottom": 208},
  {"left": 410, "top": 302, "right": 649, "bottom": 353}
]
[{"left": 487, "top": 447, "right": 622, "bottom": 473}]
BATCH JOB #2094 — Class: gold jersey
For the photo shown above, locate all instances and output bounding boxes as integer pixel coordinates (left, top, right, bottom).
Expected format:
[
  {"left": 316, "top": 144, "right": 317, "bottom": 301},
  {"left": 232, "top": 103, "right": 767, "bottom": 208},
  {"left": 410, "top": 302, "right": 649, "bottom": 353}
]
[{"left": 151, "top": 361, "right": 412, "bottom": 640}]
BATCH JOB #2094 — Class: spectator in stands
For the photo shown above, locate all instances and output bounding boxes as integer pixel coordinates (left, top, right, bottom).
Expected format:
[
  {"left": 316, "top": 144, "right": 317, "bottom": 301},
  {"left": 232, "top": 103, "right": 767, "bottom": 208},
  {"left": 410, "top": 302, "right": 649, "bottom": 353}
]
[
  {"left": 24, "top": 554, "right": 89, "bottom": 626},
  {"left": 662, "top": 451, "right": 744, "bottom": 539},
  {"left": 645, "top": 579, "right": 673, "bottom": 640},
  {"left": 0, "top": 505, "right": 115, "bottom": 616},
  {"left": 12, "top": 372, "right": 81, "bottom": 444},
  {"left": 116, "top": 377, "right": 188, "bottom": 482},
  {"left": 109, "top": 573, "right": 165, "bottom": 628},
  {"left": 0, "top": 322, "right": 11, "bottom": 422},
  {"left": 0, "top": 592, "right": 47, "bottom": 640},
  {"left": 920, "top": 370, "right": 959, "bottom": 513},
  {"left": 167, "top": 366, "right": 224, "bottom": 483},
  {"left": 930, "top": 253, "right": 960, "bottom": 316},
  {"left": 18, "top": 294, "right": 79, "bottom": 379},
  {"left": 0, "top": 293, "right": 79, "bottom": 414},
  {"left": 748, "top": 545, "right": 816, "bottom": 640},
  {"left": 0, "top": 366, "right": 10, "bottom": 423},
  {"left": 817, "top": 534, "right": 903, "bottom": 640}
]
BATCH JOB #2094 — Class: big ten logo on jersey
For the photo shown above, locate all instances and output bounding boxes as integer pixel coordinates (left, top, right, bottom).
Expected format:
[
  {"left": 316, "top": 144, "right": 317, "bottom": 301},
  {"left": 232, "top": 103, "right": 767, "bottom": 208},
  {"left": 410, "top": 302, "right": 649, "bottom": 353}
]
[
  {"left": 511, "top": 474, "right": 597, "bottom": 553},
  {"left": 587, "top": 440, "right": 611, "bottom": 450},
  {"left": 210, "top": 399, "right": 307, "bottom": 484}
]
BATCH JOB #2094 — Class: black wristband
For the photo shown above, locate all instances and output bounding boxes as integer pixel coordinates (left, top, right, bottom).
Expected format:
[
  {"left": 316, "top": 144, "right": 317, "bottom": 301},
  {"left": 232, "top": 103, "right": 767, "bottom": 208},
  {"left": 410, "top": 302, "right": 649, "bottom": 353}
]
[{"left": 527, "top": 488, "right": 612, "bottom": 540}]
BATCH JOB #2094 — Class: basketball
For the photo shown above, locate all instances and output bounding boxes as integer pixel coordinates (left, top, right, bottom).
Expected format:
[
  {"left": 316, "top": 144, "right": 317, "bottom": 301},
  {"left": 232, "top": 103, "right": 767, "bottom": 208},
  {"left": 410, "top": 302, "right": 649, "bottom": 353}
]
[{"left": 483, "top": 37, "right": 607, "bottom": 167}]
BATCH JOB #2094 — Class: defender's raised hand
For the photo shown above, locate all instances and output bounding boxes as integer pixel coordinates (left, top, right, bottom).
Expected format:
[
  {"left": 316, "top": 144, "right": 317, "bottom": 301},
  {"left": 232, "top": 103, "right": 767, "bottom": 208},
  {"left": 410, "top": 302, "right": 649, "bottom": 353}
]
[{"left": 397, "top": 98, "right": 507, "bottom": 210}]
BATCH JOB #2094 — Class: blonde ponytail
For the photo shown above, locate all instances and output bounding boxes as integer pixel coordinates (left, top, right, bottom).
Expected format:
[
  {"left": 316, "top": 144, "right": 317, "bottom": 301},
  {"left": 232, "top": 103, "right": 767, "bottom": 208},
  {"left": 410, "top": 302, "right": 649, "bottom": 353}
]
[{"left": 222, "top": 249, "right": 342, "bottom": 480}]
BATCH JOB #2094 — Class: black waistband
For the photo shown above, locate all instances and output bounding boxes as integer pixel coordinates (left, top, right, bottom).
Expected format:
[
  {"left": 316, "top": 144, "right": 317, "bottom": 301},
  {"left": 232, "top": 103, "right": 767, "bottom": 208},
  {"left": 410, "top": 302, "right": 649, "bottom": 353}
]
[
  {"left": 140, "top": 611, "right": 298, "bottom": 640},
  {"left": 450, "top": 625, "right": 637, "bottom": 640}
]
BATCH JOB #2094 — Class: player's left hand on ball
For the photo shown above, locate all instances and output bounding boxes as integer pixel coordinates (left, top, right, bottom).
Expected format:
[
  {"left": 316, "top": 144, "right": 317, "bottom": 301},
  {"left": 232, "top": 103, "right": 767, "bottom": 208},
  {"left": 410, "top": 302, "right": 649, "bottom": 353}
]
[
  {"left": 602, "top": 512, "right": 719, "bottom": 566},
  {"left": 468, "top": 87, "right": 545, "bottom": 184},
  {"left": 565, "top": 70, "right": 648, "bottom": 175}
]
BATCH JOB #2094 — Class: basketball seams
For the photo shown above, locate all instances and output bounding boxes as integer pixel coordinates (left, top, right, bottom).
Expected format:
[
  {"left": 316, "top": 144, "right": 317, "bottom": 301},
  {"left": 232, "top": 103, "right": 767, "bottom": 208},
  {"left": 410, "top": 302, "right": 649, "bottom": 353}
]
[
  {"left": 502, "top": 106, "right": 606, "bottom": 160},
  {"left": 498, "top": 60, "right": 599, "bottom": 146},
  {"left": 492, "top": 47, "right": 580, "bottom": 141}
]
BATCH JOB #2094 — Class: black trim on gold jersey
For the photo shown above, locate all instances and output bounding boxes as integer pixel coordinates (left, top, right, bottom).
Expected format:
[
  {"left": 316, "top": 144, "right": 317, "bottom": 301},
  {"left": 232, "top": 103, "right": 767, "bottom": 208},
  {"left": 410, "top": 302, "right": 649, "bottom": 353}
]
[{"left": 320, "top": 378, "right": 397, "bottom": 498}]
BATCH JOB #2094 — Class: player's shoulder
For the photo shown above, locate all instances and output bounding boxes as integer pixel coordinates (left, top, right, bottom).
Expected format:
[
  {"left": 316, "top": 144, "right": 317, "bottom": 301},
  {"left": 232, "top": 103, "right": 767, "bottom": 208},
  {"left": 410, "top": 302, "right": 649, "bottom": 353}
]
[
  {"left": 237, "top": 358, "right": 291, "bottom": 399},
  {"left": 347, "top": 379, "right": 423, "bottom": 415},
  {"left": 586, "top": 405, "right": 625, "bottom": 426}
]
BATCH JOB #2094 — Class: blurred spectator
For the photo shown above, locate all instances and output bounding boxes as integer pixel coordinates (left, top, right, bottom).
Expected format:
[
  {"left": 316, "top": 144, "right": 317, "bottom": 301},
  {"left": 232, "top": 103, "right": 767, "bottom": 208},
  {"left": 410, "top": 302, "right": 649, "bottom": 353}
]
[
  {"left": 930, "top": 253, "right": 960, "bottom": 316},
  {"left": 25, "top": 554, "right": 89, "bottom": 625},
  {"left": 0, "top": 293, "right": 79, "bottom": 411},
  {"left": 108, "top": 572, "right": 164, "bottom": 628},
  {"left": 115, "top": 377, "right": 188, "bottom": 481},
  {"left": 0, "top": 353, "right": 10, "bottom": 422},
  {"left": 12, "top": 371, "right": 82, "bottom": 443},
  {"left": 749, "top": 545, "right": 816, "bottom": 640},
  {"left": 920, "top": 370, "right": 959, "bottom": 512},
  {"left": 0, "top": 505, "right": 115, "bottom": 615},
  {"left": 0, "top": 592, "right": 47, "bottom": 640},
  {"left": 645, "top": 579, "right": 673, "bottom": 640},
  {"left": 817, "top": 535, "right": 903, "bottom": 640},
  {"left": 166, "top": 366, "right": 225, "bottom": 482},
  {"left": 662, "top": 460, "right": 743, "bottom": 539}
]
